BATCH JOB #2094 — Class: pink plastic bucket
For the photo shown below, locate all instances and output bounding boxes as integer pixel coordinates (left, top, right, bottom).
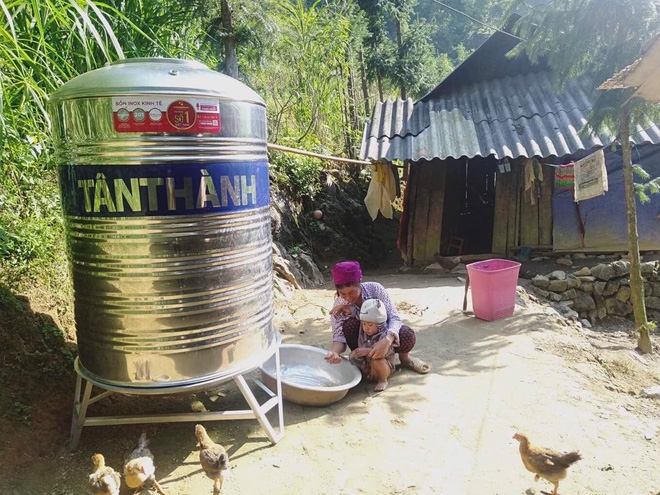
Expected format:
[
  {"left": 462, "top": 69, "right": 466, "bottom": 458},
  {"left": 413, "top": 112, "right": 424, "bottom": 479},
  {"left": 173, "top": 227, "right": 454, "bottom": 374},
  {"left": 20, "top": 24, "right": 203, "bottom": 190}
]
[{"left": 466, "top": 259, "right": 521, "bottom": 321}]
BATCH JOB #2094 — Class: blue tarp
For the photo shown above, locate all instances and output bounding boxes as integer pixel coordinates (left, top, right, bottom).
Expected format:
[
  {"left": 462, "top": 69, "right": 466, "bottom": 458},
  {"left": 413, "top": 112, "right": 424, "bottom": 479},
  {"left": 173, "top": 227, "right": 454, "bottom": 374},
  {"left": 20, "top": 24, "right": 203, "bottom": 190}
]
[{"left": 553, "top": 144, "right": 660, "bottom": 252}]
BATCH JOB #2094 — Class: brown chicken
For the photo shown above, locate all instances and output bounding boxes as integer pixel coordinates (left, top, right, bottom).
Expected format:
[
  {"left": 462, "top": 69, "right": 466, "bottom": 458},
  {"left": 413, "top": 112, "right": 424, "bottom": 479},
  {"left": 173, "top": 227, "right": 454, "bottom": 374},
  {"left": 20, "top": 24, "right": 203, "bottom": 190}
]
[
  {"left": 433, "top": 253, "right": 462, "bottom": 272},
  {"left": 513, "top": 433, "right": 582, "bottom": 495},
  {"left": 123, "top": 432, "right": 166, "bottom": 494},
  {"left": 195, "top": 424, "right": 230, "bottom": 495},
  {"left": 88, "top": 453, "right": 121, "bottom": 495}
]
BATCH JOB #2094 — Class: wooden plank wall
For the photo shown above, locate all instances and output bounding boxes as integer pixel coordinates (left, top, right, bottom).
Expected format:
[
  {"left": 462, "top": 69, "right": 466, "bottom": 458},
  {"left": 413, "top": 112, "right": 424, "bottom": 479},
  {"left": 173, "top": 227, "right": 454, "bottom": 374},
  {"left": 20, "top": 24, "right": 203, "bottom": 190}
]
[
  {"left": 492, "top": 160, "right": 553, "bottom": 255},
  {"left": 538, "top": 166, "right": 554, "bottom": 245},
  {"left": 491, "top": 169, "right": 512, "bottom": 254},
  {"left": 409, "top": 161, "right": 447, "bottom": 264}
]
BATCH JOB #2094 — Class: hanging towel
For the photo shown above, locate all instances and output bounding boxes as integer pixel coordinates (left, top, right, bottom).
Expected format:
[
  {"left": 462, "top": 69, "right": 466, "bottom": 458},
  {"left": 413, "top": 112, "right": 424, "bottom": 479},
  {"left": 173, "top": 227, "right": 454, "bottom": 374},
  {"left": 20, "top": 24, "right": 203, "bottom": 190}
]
[
  {"left": 554, "top": 162, "right": 575, "bottom": 189},
  {"left": 364, "top": 162, "right": 397, "bottom": 220},
  {"left": 574, "top": 149, "right": 608, "bottom": 201},
  {"left": 523, "top": 158, "right": 543, "bottom": 205}
]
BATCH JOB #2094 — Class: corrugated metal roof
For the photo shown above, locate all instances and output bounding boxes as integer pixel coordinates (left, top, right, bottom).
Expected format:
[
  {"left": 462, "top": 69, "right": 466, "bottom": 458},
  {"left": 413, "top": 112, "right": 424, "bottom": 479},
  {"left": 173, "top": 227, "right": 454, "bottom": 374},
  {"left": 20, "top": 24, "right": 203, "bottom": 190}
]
[{"left": 360, "top": 71, "right": 660, "bottom": 162}]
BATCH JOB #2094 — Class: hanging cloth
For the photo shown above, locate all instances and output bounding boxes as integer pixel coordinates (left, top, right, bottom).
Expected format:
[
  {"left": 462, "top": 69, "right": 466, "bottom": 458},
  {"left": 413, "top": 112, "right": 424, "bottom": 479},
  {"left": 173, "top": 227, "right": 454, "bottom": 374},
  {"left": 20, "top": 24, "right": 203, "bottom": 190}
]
[
  {"left": 396, "top": 166, "right": 415, "bottom": 263},
  {"left": 523, "top": 158, "right": 543, "bottom": 205},
  {"left": 554, "top": 162, "right": 575, "bottom": 189},
  {"left": 364, "top": 162, "right": 397, "bottom": 220},
  {"left": 574, "top": 149, "right": 608, "bottom": 201}
]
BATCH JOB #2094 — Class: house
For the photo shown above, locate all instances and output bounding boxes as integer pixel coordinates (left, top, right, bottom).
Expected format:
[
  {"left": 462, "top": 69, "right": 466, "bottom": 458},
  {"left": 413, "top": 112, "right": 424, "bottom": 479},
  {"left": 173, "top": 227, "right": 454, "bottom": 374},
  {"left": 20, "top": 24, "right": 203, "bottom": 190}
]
[{"left": 360, "top": 28, "right": 660, "bottom": 265}]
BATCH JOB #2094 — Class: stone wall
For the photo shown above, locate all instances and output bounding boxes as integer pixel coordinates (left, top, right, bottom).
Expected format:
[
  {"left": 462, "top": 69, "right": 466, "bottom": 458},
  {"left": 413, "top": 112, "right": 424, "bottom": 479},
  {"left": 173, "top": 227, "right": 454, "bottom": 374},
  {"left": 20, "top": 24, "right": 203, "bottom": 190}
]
[{"left": 531, "top": 260, "right": 660, "bottom": 323}]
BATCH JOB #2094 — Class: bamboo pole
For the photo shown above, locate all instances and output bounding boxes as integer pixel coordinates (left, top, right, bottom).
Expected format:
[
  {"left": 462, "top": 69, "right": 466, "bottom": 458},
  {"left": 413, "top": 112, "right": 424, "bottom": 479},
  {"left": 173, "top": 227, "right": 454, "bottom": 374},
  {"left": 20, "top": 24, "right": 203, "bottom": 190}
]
[
  {"left": 620, "top": 102, "right": 653, "bottom": 353},
  {"left": 266, "top": 143, "right": 371, "bottom": 166}
]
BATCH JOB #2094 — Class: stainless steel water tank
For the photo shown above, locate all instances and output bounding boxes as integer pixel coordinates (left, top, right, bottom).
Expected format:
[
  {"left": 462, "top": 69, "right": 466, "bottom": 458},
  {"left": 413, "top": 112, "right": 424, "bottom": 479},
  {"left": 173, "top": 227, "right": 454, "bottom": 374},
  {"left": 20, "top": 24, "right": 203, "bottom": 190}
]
[{"left": 49, "top": 58, "right": 275, "bottom": 388}]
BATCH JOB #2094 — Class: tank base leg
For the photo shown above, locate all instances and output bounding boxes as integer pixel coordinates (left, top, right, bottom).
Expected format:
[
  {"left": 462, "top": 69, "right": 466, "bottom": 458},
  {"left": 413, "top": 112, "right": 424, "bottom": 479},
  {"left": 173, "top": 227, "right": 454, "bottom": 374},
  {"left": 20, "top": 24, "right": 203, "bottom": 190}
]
[{"left": 67, "top": 349, "right": 285, "bottom": 451}]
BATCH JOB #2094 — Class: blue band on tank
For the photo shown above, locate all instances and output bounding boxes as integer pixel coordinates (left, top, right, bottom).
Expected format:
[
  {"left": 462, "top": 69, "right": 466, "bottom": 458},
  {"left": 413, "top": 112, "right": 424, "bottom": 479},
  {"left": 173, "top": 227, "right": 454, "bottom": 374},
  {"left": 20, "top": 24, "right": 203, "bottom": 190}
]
[{"left": 59, "top": 161, "right": 270, "bottom": 217}]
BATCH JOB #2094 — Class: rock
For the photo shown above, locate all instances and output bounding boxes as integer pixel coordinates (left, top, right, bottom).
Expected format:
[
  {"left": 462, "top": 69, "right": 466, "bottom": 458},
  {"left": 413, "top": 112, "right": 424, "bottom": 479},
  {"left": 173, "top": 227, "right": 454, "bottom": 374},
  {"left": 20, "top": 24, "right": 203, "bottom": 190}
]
[
  {"left": 654, "top": 282, "right": 660, "bottom": 297},
  {"left": 398, "top": 265, "right": 412, "bottom": 272},
  {"left": 531, "top": 257, "right": 544, "bottom": 262},
  {"left": 577, "top": 275, "right": 596, "bottom": 282},
  {"left": 573, "top": 253, "right": 587, "bottom": 259},
  {"left": 574, "top": 267, "right": 592, "bottom": 276},
  {"left": 597, "top": 254, "right": 607, "bottom": 259},
  {"left": 591, "top": 263, "right": 614, "bottom": 281},
  {"left": 615, "top": 286, "right": 631, "bottom": 302},
  {"left": 532, "top": 275, "right": 550, "bottom": 288},
  {"left": 566, "top": 277, "right": 581, "bottom": 289},
  {"left": 548, "top": 292, "right": 562, "bottom": 302},
  {"left": 641, "top": 385, "right": 660, "bottom": 398},
  {"left": 549, "top": 270, "right": 567, "bottom": 281},
  {"left": 594, "top": 293, "right": 605, "bottom": 309},
  {"left": 274, "top": 276, "right": 296, "bottom": 299},
  {"left": 593, "top": 281, "right": 606, "bottom": 296},
  {"left": 641, "top": 261, "right": 658, "bottom": 274},
  {"left": 605, "top": 298, "right": 632, "bottom": 316},
  {"left": 565, "top": 309, "right": 579, "bottom": 320},
  {"left": 190, "top": 400, "right": 207, "bottom": 412},
  {"left": 645, "top": 296, "right": 660, "bottom": 310},
  {"left": 296, "top": 253, "right": 325, "bottom": 287},
  {"left": 573, "top": 292, "right": 596, "bottom": 312},
  {"left": 611, "top": 260, "right": 630, "bottom": 277},
  {"left": 556, "top": 258, "right": 573, "bottom": 266},
  {"left": 532, "top": 287, "right": 550, "bottom": 298},
  {"left": 602, "top": 282, "right": 620, "bottom": 297},
  {"left": 581, "top": 282, "right": 594, "bottom": 294},
  {"left": 273, "top": 251, "right": 303, "bottom": 290},
  {"left": 560, "top": 288, "right": 577, "bottom": 301},
  {"left": 548, "top": 280, "right": 569, "bottom": 292},
  {"left": 598, "top": 306, "right": 607, "bottom": 319},
  {"left": 581, "top": 319, "right": 592, "bottom": 328}
]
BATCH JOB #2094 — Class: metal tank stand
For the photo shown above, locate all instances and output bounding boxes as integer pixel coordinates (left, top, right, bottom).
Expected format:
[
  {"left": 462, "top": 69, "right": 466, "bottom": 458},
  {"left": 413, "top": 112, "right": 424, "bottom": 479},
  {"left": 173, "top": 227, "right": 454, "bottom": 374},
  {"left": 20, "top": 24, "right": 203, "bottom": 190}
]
[{"left": 69, "top": 345, "right": 284, "bottom": 451}]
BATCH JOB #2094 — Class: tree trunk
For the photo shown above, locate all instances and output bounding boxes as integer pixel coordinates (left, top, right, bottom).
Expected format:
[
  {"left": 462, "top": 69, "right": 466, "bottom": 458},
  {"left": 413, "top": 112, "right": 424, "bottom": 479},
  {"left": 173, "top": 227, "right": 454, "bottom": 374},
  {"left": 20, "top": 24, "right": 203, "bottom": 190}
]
[
  {"left": 359, "top": 47, "right": 370, "bottom": 116},
  {"left": 221, "top": 0, "right": 238, "bottom": 79},
  {"left": 347, "top": 62, "right": 358, "bottom": 131},
  {"left": 376, "top": 71, "right": 384, "bottom": 102},
  {"left": 620, "top": 102, "right": 653, "bottom": 354},
  {"left": 339, "top": 66, "right": 352, "bottom": 159},
  {"left": 395, "top": 18, "right": 406, "bottom": 100}
]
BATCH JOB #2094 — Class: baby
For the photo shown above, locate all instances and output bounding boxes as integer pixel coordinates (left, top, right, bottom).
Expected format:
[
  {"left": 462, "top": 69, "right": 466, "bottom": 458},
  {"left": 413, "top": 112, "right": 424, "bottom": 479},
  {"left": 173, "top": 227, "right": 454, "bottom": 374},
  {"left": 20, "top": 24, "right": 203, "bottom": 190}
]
[{"left": 349, "top": 298, "right": 396, "bottom": 392}]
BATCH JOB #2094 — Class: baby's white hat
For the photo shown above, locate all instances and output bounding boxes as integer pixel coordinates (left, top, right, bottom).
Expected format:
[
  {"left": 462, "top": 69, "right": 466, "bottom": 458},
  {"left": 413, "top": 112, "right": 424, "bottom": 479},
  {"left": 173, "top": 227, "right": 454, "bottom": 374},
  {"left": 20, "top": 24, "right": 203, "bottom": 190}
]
[{"left": 360, "top": 299, "right": 387, "bottom": 323}]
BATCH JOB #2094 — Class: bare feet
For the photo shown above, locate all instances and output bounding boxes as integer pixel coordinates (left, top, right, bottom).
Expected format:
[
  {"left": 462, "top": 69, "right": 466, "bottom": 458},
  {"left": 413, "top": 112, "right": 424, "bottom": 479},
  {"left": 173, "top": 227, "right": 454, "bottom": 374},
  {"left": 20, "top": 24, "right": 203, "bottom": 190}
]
[{"left": 374, "top": 380, "right": 388, "bottom": 392}]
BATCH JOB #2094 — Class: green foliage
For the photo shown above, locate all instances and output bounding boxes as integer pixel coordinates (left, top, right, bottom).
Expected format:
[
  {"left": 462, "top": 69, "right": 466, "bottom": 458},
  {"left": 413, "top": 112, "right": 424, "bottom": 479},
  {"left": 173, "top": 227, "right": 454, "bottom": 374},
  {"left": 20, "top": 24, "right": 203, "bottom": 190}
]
[
  {"left": 269, "top": 148, "right": 324, "bottom": 198},
  {"left": 506, "top": 0, "right": 660, "bottom": 89},
  {"left": 392, "top": 18, "right": 443, "bottom": 98},
  {"left": 0, "top": 134, "right": 64, "bottom": 284},
  {"left": 633, "top": 165, "right": 660, "bottom": 204},
  {"left": 7, "top": 398, "right": 33, "bottom": 424}
]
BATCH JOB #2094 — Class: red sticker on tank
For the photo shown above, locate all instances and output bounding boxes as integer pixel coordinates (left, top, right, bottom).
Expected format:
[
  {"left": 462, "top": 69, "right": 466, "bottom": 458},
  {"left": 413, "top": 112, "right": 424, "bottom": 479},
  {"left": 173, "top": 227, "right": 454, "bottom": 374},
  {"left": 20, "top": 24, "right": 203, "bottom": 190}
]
[{"left": 112, "top": 96, "right": 221, "bottom": 134}]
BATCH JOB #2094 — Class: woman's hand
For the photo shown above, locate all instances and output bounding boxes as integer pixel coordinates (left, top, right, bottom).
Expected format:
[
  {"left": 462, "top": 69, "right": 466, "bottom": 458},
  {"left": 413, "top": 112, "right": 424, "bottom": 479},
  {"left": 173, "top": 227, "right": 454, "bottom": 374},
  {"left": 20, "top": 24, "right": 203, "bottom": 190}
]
[
  {"left": 368, "top": 337, "right": 392, "bottom": 360},
  {"left": 330, "top": 304, "right": 352, "bottom": 316},
  {"left": 324, "top": 351, "right": 342, "bottom": 364}
]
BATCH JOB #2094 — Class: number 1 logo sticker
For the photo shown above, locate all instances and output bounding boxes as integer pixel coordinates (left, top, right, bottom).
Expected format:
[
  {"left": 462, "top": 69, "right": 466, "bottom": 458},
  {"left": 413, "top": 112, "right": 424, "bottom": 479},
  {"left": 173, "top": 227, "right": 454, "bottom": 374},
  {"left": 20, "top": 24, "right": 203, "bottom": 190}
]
[{"left": 167, "top": 100, "right": 196, "bottom": 130}]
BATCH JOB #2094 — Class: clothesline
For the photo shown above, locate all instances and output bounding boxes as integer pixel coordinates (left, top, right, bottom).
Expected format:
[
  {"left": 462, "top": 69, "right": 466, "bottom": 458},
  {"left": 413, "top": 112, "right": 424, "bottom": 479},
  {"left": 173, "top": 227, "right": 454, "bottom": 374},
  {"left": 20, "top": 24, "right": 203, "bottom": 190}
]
[{"left": 524, "top": 142, "right": 639, "bottom": 168}]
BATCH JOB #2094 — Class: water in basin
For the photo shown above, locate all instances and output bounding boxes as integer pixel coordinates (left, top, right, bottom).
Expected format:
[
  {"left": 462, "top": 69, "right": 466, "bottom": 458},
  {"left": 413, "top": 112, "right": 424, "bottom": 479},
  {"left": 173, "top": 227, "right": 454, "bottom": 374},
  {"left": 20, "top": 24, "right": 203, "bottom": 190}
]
[{"left": 278, "top": 364, "right": 342, "bottom": 388}]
